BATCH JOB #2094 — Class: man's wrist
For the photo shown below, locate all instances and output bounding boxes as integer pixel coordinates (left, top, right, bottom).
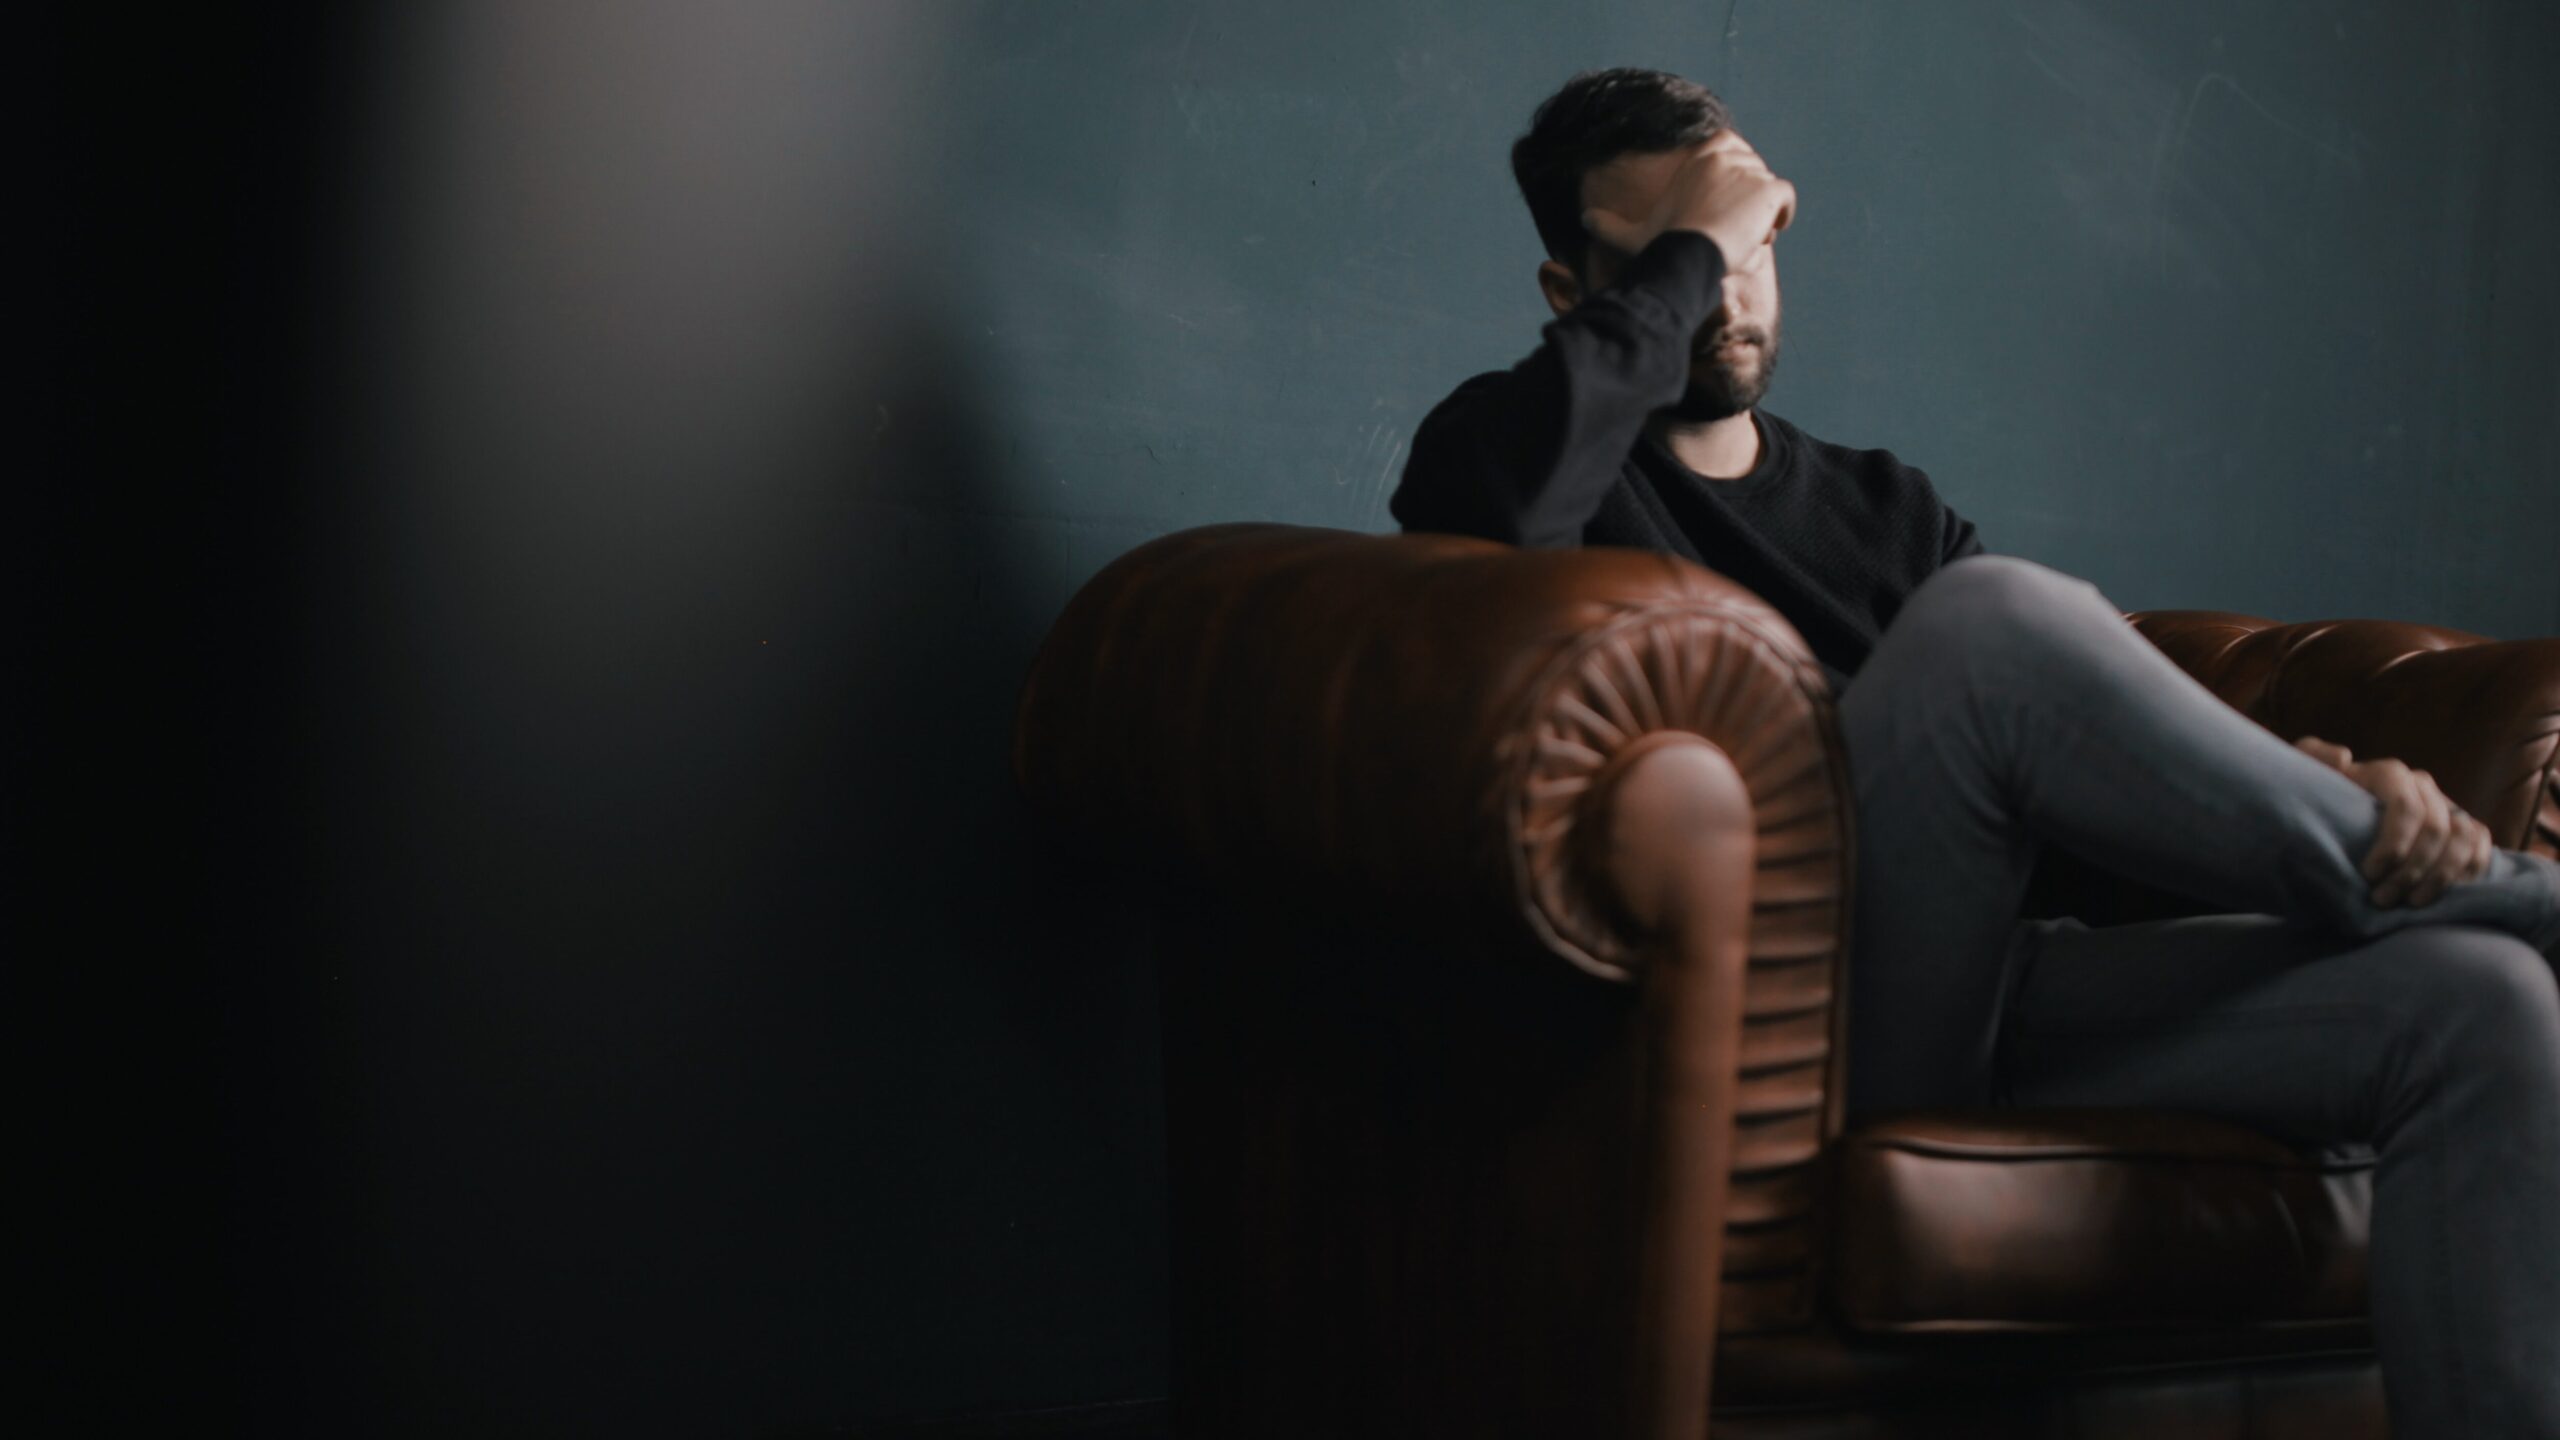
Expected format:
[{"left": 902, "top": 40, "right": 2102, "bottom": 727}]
[{"left": 1612, "top": 229, "right": 1727, "bottom": 322}]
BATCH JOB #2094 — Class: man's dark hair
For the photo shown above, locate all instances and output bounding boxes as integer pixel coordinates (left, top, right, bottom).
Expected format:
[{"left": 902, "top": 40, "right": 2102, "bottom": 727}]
[{"left": 1510, "top": 68, "right": 1733, "bottom": 273}]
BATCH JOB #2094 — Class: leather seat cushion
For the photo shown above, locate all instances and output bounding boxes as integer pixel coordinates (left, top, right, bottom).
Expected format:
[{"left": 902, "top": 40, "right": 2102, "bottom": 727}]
[{"left": 1825, "top": 1108, "right": 2373, "bottom": 1334}]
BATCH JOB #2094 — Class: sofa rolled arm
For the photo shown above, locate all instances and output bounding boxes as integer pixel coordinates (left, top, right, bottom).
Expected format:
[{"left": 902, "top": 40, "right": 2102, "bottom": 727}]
[
  {"left": 2130, "top": 612, "right": 2560, "bottom": 858},
  {"left": 1010, "top": 521, "right": 1854, "bottom": 982}
]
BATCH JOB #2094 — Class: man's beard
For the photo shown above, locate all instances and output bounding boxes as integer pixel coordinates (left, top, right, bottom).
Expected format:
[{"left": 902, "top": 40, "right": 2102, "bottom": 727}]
[{"left": 1663, "top": 324, "right": 1780, "bottom": 424}]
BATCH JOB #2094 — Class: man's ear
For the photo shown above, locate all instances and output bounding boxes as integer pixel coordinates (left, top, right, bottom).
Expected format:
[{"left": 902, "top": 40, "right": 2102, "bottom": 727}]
[{"left": 1536, "top": 259, "right": 1583, "bottom": 318}]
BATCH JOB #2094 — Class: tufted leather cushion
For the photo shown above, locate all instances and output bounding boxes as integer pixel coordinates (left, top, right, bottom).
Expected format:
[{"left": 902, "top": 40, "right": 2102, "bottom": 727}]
[{"left": 1826, "top": 1108, "right": 2371, "bottom": 1334}]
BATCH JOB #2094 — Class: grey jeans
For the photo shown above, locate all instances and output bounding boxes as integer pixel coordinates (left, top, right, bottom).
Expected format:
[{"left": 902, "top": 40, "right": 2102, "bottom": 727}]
[{"left": 1835, "top": 554, "right": 2560, "bottom": 1440}]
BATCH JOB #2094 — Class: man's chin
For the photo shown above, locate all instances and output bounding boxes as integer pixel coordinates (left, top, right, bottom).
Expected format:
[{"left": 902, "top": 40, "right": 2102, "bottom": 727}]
[
  {"left": 1665, "top": 374, "right": 1765, "bottom": 424},
  {"left": 1668, "top": 352, "right": 1773, "bottom": 423}
]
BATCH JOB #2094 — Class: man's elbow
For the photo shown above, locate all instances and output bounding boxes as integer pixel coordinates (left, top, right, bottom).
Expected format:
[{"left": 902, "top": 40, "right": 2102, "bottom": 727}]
[
  {"left": 1388, "top": 476, "right": 1565, "bottom": 549},
  {"left": 1389, "top": 501, "right": 1551, "bottom": 549},
  {"left": 1388, "top": 472, "right": 1493, "bottom": 543}
]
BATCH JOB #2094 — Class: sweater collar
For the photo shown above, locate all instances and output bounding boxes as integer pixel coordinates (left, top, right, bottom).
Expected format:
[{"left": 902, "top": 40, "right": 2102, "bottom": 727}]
[{"left": 1639, "top": 409, "right": 1792, "bottom": 496}]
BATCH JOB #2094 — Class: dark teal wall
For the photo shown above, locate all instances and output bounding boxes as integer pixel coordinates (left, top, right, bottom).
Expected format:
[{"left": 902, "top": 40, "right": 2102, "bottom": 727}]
[
  {"left": 936, "top": 0, "right": 2556, "bottom": 633},
  {"left": 48, "top": 1, "right": 2552, "bottom": 1434}
]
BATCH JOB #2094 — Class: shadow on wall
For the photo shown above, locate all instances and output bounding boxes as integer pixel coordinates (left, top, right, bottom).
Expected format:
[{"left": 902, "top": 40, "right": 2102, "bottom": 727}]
[{"left": 191, "top": 4, "right": 1168, "bottom": 1432}]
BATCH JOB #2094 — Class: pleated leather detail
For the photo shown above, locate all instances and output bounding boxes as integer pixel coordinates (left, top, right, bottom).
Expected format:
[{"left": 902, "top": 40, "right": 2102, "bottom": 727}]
[
  {"left": 1496, "top": 599, "right": 1855, "bottom": 1336},
  {"left": 1508, "top": 599, "right": 1846, "bottom": 974},
  {"left": 1013, "top": 522, "right": 1848, "bottom": 974}
]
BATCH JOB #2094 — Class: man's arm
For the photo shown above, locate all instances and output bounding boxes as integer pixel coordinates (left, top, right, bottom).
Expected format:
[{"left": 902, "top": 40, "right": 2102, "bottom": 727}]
[
  {"left": 1940, "top": 502, "right": 1987, "bottom": 564},
  {"left": 1391, "top": 128, "right": 1797, "bottom": 548},
  {"left": 1390, "top": 233, "right": 1726, "bottom": 548}
]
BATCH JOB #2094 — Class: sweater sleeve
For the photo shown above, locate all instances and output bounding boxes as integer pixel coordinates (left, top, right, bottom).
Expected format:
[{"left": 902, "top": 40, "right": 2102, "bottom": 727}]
[
  {"left": 1903, "top": 455, "right": 1988, "bottom": 564},
  {"left": 1389, "top": 231, "right": 1727, "bottom": 548},
  {"left": 1940, "top": 503, "right": 1987, "bottom": 563}
]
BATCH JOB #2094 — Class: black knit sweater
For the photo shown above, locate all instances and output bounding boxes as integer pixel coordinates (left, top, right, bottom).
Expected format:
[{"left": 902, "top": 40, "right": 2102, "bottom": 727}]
[{"left": 1389, "top": 229, "right": 1986, "bottom": 694}]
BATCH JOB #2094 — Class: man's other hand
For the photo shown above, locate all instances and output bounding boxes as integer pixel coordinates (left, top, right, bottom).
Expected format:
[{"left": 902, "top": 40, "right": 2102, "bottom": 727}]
[
  {"left": 1581, "top": 129, "right": 1797, "bottom": 275},
  {"left": 2294, "top": 735, "right": 2494, "bottom": 907}
]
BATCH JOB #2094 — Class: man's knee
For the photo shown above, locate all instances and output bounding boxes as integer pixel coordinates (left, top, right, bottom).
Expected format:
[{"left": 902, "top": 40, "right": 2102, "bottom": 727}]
[
  {"left": 2388, "top": 924, "right": 2560, "bottom": 1089},
  {"left": 1884, "top": 555, "right": 2114, "bottom": 677},
  {"left": 1905, "top": 554, "right": 2100, "bottom": 625}
]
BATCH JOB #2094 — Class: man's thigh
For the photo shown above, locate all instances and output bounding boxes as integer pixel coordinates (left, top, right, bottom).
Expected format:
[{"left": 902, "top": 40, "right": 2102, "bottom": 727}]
[{"left": 1997, "top": 913, "right": 2453, "bottom": 1151}]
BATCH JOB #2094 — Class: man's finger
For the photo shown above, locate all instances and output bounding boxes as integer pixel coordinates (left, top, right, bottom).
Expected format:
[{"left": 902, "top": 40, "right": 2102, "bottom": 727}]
[
  {"left": 2361, "top": 762, "right": 2420, "bottom": 884},
  {"left": 2411, "top": 799, "right": 2490, "bottom": 908},
  {"left": 2389, "top": 782, "right": 2456, "bottom": 907},
  {"left": 2447, "top": 809, "right": 2488, "bottom": 886},
  {"left": 2380, "top": 774, "right": 2448, "bottom": 907},
  {"left": 2365, "top": 763, "right": 2447, "bottom": 896},
  {"left": 2464, "top": 816, "right": 2496, "bottom": 883}
]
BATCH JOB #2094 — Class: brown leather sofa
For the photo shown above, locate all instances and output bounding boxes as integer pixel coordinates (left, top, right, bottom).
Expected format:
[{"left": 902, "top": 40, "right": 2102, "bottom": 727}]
[{"left": 1010, "top": 522, "right": 2560, "bottom": 1439}]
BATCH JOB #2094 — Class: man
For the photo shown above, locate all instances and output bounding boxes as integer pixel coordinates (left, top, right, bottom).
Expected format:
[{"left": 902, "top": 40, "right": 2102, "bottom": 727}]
[{"left": 1390, "top": 67, "right": 2560, "bottom": 1438}]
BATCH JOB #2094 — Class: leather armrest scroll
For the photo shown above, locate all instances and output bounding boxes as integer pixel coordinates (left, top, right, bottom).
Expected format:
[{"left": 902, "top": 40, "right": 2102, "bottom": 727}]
[{"left": 1011, "top": 522, "right": 1853, "bottom": 979}]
